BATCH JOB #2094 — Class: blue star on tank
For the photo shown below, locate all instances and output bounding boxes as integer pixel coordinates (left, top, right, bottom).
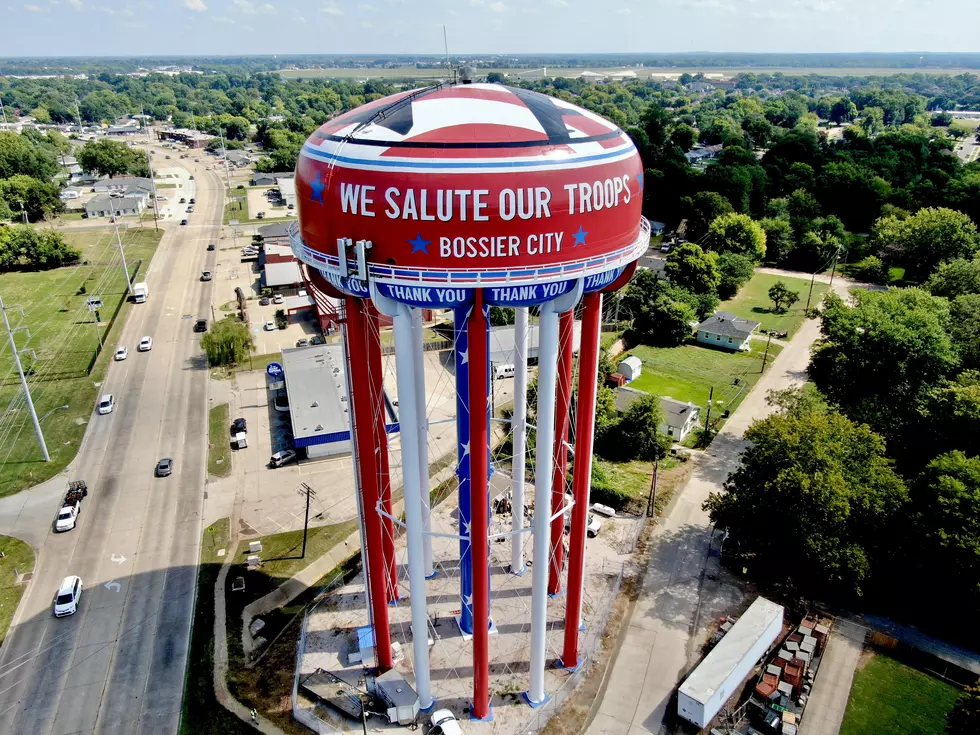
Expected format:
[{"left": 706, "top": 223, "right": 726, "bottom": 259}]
[
  {"left": 637, "top": 171, "right": 644, "bottom": 191},
  {"left": 408, "top": 233, "right": 431, "bottom": 254},
  {"left": 572, "top": 226, "right": 588, "bottom": 247},
  {"left": 309, "top": 171, "right": 325, "bottom": 204}
]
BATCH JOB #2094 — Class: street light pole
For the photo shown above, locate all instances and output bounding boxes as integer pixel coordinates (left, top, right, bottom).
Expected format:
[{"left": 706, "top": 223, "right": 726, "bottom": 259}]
[
  {"left": 142, "top": 109, "right": 159, "bottom": 231},
  {"left": 40, "top": 404, "right": 70, "bottom": 422},
  {"left": 111, "top": 218, "right": 133, "bottom": 295},
  {"left": 0, "top": 297, "right": 49, "bottom": 462}
]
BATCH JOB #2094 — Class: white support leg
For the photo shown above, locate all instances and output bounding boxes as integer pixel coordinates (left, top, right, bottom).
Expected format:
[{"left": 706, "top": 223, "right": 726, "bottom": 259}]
[
  {"left": 511, "top": 306, "right": 529, "bottom": 575},
  {"left": 412, "top": 309, "right": 434, "bottom": 578}
]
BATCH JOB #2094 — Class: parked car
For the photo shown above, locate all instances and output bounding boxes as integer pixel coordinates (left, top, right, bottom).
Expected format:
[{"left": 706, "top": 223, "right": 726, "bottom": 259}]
[
  {"left": 272, "top": 294, "right": 284, "bottom": 304},
  {"left": 201, "top": 271, "right": 212, "bottom": 281},
  {"left": 55, "top": 502, "right": 79, "bottom": 532},
  {"left": 258, "top": 296, "right": 270, "bottom": 306},
  {"left": 231, "top": 417, "right": 247, "bottom": 435},
  {"left": 660, "top": 241, "right": 672, "bottom": 253},
  {"left": 194, "top": 318, "right": 208, "bottom": 332},
  {"left": 179, "top": 197, "right": 186, "bottom": 203},
  {"left": 189, "top": 198, "right": 196, "bottom": 204},
  {"left": 264, "top": 320, "right": 276, "bottom": 331},
  {"left": 186, "top": 206, "right": 194, "bottom": 213},
  {"left": 114, "top": 346, "right": 128, "bottom": 361},
  {"left": 180, "top": 219, "right": 188, "bottom": 226},
  {"left": 156, "top": 458, "right": 174, "bottom": 477},
  {"left": 138, "top": 336, "right": 153, "bottom": 352},
  {"left": 53, "top": 576, "right": 83, "bottom": 617},
  {"left": 207, "top": 243, "right": 216, "bottom": 251},
  {"left": 97, "top": 394, "right": 114, "bottom": 415},
  {"left": 430, "top": 709, "right": 463, "bottom": 735},
  {"left": 296, "top": 338, "right": 309, "bottom": 348},
  {"left": 269, "top": 449, "right": 297, "bottom": 468},
  {"left": 256, "top": 211, "right": 265, "bottom": 219},
  {"left": 309, "top": 335, "right": 323, "bottom": 345}
]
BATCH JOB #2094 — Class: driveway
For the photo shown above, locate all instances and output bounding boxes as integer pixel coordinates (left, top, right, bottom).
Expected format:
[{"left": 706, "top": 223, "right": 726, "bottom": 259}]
[{"left": 588, "top": 275, "right": 858, "bottom": 735}]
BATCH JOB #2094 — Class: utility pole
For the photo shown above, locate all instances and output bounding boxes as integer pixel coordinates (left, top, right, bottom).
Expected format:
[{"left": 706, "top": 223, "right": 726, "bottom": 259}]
[
  {"left": 111, "top": 218, "right": 133, "bottom": 295},
  {"left": 803, "top": 270, "right": 817, "bottom": 314},
  {"left": 761, "top": 332, "right": 773, "bottom": 373},
  {"left": 297, "top": 483, "right": 316, "bottom": 558},
  {"left": 0, "top": 297, "right": 49, "bottom": 462},
  {"left": 141, "top": 107, "right": 159, "bottom": 231},
  {"left": 829, "top": 245, "right": 841, "bottom": 290},
  {"left": 646, "top": 454, "right": 660, "bottom": 518},
  {"left": 218, "top": 127, "right": 232, "bottom": 189},
  {"left": 701, "top": 386, "right": 714, "bottom": 448},
  {"left": 87, "top": 298, "right": 104, "bottom": 352},
  {"left": 0, "top": 95, "right": 7, "bottom": 125}
]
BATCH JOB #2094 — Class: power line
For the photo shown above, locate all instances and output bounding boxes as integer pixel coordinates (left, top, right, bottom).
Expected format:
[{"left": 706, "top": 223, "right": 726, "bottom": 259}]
[{"left": 0, "top": 297, "right": 49, "bottom": 462}]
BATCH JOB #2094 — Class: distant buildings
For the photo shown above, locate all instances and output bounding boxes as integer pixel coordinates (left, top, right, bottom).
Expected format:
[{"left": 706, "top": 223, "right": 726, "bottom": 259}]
[
  {"left": 156, "top": 127, "right": 215, "bottom": 148},
  {"left": 685, "top": 144, "right": 724, "bottom": 167},
  {"left": 86, "top": 177, "right": 154, "bottom": 218}
]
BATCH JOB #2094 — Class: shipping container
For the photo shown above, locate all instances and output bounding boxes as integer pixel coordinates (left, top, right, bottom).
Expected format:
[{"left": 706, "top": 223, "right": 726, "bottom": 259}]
[{"left": 677, "top": 597, "right": 784, "bottom": 729}]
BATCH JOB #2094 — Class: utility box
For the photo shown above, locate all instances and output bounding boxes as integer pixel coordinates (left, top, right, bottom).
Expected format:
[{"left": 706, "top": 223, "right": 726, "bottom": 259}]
[
  {"left": 371, "top": 669, "right": 419, "bottom": 726},
  {"left": 677, "top": 596, "right": 784, "bottom": 729}
]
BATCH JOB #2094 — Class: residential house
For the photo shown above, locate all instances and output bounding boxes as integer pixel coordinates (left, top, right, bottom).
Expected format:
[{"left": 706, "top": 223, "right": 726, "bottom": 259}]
[
  {"left": 277, "top": 175, "right": 297, "bottom": 209},
  {"left": 696, "top": 311, "right": 760, "bottom": 351},
  {"left": 226, "top": 151, "right": 252, "bottom": 167},
  {"left": 251, "top": 172, "right": 292, "bottom": 186},
  {"left": 685, "top": 81, "right": 716, "bottom": 93},
  {"left": 684, "top": 144, "right": 723, "bottom": 167},
  {"left": 58, "top": 155, "right": 84, "bottom": 181},
  {"left": 659, "top": 397, "right": 701, "bottom": 442},
  {"left": 649, "top": 220, "right": 666, "bottom": 236},
  {"left": 93, "top": 177, "right": 153, "bottom": 195},
  {"left": 86, "top": 194, "right": 146, "bottom": 218}
]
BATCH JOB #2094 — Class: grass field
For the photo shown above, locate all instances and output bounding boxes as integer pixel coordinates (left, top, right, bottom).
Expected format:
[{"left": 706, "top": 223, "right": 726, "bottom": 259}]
[
  {"left": 627, "top": 338, "right": 783, "bottom": 417},
  {"left": 277, "top": 66, "right": 980, "bottom": 80},
  {"left": 0, "top": 226, "right": 163, "bottom": 498},
  {"left": 0, "top": 536, "right": 34, "bottom": 646},
  {"left": 720, "top": 272, "right": 828, "bottom": 338},
  {"left": 223, "top": 193, "right": 249, "bottom": 225},
  {"left": 840, "top": 653, "right": 961, "bottom": 735},
  {"left": 208, "top": 403, "right": 231, "bottom": 478}
]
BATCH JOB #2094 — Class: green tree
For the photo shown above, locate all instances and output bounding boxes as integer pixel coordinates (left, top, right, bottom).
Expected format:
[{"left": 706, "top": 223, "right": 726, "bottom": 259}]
[
  {"left": 599, "top": 393, "right": 672, "bottom": 462},
  {"left": 717, "top": 252, "right": 756, "bottom": 299},
  {"left": 887, "top": 207, "right": 979, "bottom": 281},
  {"left": 0, "top": 175, "right": 63, "bottom": 221},
  {"left": 685, "top": 191, "right": 733, "bottom": 241},
  {"left": 488, "top": 306, "right": 514, "bottom": 326},
  {"left": 925, "top": 256, "right": 980, "bottom": 298},
  {"left": 950, "top": 295, "right": 980, "bottom": 370},
  {"left": 849, "top": 256, "right": 889, "bottom": 285},
  {"left": 767, "top": 281, "right": 800, "bottom": 312},
  {"left": 622, "top": 269, "right": 696, "bottom": 347},
  {"left": 664, "top": 243, "right": 720, "bottom": 295},
  {"left": 0, "top": 131, "right": 59, "bottom": 181},
  {"left": 809, "top": 289, "right": 960, "bottom": 446},
  {"left": 486, "top": 72, "right": 504, "bottom": 84},
  {"left": 829, "top": 98, "right": 858, "bottom": 124},
  {"left": 759, "top": 217, "right": 794, "bottom": 264},
  {"left": 948, "top": 685, "right": 980, "bottom": 735},
  {"left": 0, "top": 225, "right": 80, "bottom": 271},
  {"left": 200, "top": 317, "right": 255, "bottom": 366},
  {"left": 703, "top": 387, "right": 907, "bottom": 598},
  {"left": 706, "top": 212, "right": 767, "bottom": 261},
  {"left": 670, "top": 124, "right": 698, "bottom": 153},
  {"left": 77, "top": 138, "right": 145, "bottom": 179}
]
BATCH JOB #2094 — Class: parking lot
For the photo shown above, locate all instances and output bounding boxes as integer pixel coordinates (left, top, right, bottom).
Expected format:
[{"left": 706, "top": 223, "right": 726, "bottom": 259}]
[{"left": 246, "top": 185, "right": 294, "bottom": 221}]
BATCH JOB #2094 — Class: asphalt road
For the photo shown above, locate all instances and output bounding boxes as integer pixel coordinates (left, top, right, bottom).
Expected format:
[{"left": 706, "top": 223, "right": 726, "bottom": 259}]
[{"left": 0, "top": 155, "right": 222, "bottom": 734}]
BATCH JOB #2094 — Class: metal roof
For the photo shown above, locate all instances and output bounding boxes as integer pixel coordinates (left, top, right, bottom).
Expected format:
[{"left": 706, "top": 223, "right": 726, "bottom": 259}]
[
  {"left": 281, "top": 344, "right": 351, "bottom": 450},
  {"left": 263, "top": 260, "right": 303, "bottom": 288}
]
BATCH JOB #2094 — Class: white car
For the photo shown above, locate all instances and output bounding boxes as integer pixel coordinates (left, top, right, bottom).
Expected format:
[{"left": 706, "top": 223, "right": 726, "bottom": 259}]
[
  {"left": 138, "top": 336, "right": 153, "bottom": 352},
  {"left": 430, "top": 709, "right": 463, "bottom": 735},
  {"left": 55, "top": 502, "right": 79, "bottom": 532},
  {"left": 53, "top": 575, "right": 83, "bottom": 617},
  {"left": 269, "top": 449, "right": 297, "bottom": 468},
  {"left": 97, "top": 394, "right": 114, "bottom": 415},
  {"left": 272, "top": 294, "right": 284, "bottom": 304},
  {"left": 114, "top": 346, "right": 128, "bottom": 361},
  {"left": 264, "top": 320, "right": 276, "bottom": 331}
]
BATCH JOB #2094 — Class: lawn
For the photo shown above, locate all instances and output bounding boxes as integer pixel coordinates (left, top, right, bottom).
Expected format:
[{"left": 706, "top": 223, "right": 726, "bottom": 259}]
[
  {"left": 840, "top": 653, "right": 961, "bottom": 735},
  {"left": 208, "top": 403, "right": 231, "bottom": 478},
  {"left": 0, "top": 536, "right": 34, "bottom": 646},
  {"left": 223, "top": 193, "right": 249, "bottom": 224},
  {"left": 627, "top": 339, "right": 783, "bottom": 417},
  {"left": 180, "top": 518, "right": 252, "bottom": 735},
  {"left": 232, "top": 520, "right": 359, "bottom": 585},
  {"left": 0, "top": 226, "right": 162, "bottom": 498},
  {"left": 209, "top": 351, "right": 281, "bottom": 380},
  {"left": 719, "top": 272, "right": 828, "bottom": 338}
]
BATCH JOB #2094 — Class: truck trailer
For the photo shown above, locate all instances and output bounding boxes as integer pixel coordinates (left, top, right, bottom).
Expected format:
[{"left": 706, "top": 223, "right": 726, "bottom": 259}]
[
  {"left": 677, "top": 596, "right": 784, "bottom": 729},
  {"left": 133, "top": 282, "right": 149, "bottom": 303}
]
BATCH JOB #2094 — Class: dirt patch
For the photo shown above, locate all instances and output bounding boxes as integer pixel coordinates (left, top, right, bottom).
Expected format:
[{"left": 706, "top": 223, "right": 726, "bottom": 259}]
[{"left": 856, "top": 647, "right": 876, "bottom": 671}]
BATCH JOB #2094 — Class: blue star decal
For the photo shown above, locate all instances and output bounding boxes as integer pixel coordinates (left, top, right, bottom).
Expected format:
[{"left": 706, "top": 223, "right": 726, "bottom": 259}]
[
  {"left": 637, "top": 171, "right": 644, "bottom": 191},
  {"left": 572, "top": 226, "right": 588, "bottom": 247},
  {"left": 309, "top": 171, "right": 324, "bottom": 205},
  {"left": 408, "top": 233, "right": 431, "bottom": 254}
]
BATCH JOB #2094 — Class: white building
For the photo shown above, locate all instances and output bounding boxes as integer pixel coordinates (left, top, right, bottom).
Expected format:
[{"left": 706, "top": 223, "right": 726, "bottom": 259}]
[{"left": 659, "top": 397, "right": 701, "bottom": 442}]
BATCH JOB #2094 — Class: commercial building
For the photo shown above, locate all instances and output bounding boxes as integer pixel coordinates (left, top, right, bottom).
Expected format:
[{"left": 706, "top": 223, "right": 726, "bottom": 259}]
[
  {"left": 157, "top": 127, "right": 216, "bottom": 148},
  {"left": 280, "top": 344, "right": 352, "bottom": 459}
]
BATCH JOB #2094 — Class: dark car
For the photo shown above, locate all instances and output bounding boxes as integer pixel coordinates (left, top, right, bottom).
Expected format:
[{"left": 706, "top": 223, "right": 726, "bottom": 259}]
[
  {"left": 180, "top": 219, "right": 188, "bottom": 226},
  {"left": 259, "top": 296, "right": 270, "bottom": 306},
  {"left": 193, "top": 318, "right": 208, "bottom": 333},
  {"left": 231, "top": 418, "right": 247, "bottom": 435},
  {"left": 156, "top": 458, "right": 173, "bottom": 477},
  {"left": 189, "top": 198, "right": 196, "bottom": 204},
  {"left": 179, "top": 197, "right": 186, "bottom": 203},
  {"left": 207, "top": 243, "right": 215, "bottom": 251}
]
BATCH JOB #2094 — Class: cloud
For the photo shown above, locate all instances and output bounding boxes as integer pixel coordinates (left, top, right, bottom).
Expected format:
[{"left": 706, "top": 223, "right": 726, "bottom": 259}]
[
  {"left": 23, "top": 3, "right": 47, "bottom": 10},
  {"left": 214, "top": 14, "right": 235, "bottom": 23},
  {"left": 545, "top": 0, "right": 568, "bottom": 5},
  {"left": 241, "top": 23, "right": 254, "bottom": 31},
  {"left": 294, "top": 13, "right": 306, "bottom": 21},
  {"left": 670, "top": 0, "right": 735, "bottom": 12},
  {"left": 360, "top": 20, "right": 372, "bottom": 27},
  {"left": 320, "top": 1, "right": 343, "bottom": 14},
  {"left": 616, "top": 6, "right": 631, "bottom": 13},
  {"left": 183, "top": 0, "right": 207, "bottom": 11},
  {"left": 488, "top": 0, "right": 505, "bottom": 10},
  {"left": 358, "top": 2, "right": 377, "bottom": 10},
  {"left": 65, "top": 0, "right": 82, "bottom": 8},
  {"left": 468, "top": 0, "right": 483, "bottom": 5},
  {"left": 234, "top": 0, "right": 275, "bottom": 14},
  {"left": 795, "top": 0, "right": 839, "bottom": 10}
]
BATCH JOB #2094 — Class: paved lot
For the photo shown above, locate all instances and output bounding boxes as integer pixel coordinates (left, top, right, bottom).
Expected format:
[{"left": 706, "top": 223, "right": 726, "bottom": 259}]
[
  {"left": 0, "top": 155, "right": 220, "bottom": 734},
  {"left": 798, "top": 621, "right": 866, "bottom": 735},
  {"left": 588, "top": 274, "right": 858, "bottom": 735}
]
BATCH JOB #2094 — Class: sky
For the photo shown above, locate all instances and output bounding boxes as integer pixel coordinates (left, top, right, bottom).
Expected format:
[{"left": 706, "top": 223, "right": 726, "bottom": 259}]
[{"left": 3, "top": 0, "right": 977, "bottom": 58}]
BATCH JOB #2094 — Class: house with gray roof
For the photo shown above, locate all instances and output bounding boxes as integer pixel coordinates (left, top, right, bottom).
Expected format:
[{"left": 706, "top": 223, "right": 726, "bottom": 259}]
[
  {"left": 697, "top": 311, "right": 760, "bottom": 351},
  {"left": 659, "top": 396, "right": 701, "bottom": 441},
  {"left": 86, "top": 193, "right": 147, "bottom": 218},
  {"left": 93, "top": 177, "right": 153, "bottom": 195}
]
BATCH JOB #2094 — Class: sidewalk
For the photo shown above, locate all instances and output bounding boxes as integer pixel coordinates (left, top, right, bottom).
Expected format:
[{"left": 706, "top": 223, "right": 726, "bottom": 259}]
[{"left": 798, "top": 621, "right": 866, "bottom": 735}]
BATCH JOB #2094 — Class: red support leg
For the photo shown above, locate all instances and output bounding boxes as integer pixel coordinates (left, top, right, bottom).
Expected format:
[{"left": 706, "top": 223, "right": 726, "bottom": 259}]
[
  {"left": 344, "top": 296, "right": 393, "bottom": 672},
  {"left": 561, "top": 292, "right": 602, "bottom": 669},
  {"left": 548, "top": 309, "right": 574, "bottom": 596},
  {"left": 367, "top": 303, "right": 399, "bottom": 602},
  {"left": 468, "top": 291, "right": 491, "bottom": 720}
]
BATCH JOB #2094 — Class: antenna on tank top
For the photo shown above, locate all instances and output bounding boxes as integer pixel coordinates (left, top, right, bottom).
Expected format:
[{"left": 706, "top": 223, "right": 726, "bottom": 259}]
[{"left": 443, "top": 24, "right": 459, "bottom": 84}]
